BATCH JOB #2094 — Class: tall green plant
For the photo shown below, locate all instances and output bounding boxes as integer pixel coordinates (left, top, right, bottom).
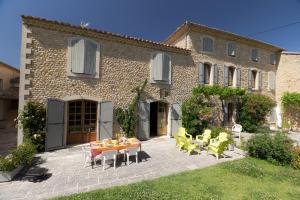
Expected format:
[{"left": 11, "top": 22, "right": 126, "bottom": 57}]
[
  {"left": 239, "top": 93, "right": 275, "bottom": 132},
  {"left": 17, "top": 101, "right": 46, "bottom": 151},
  {"left": 281, "top": 92, "right": 300, "bottom": 129},
  {"left": 116, "top": 79, "right": 147, "bottom": 137}
]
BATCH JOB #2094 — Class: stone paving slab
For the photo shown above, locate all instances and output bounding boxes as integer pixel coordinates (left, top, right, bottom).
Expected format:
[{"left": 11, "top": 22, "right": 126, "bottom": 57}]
[{"left": 0, "top": 138, "right": 244, "bottom": 200}]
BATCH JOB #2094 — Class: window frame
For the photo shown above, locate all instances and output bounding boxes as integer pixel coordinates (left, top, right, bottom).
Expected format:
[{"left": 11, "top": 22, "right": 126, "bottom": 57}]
[
  {"left": 201, "top": 36, "right": 214, "bottom": 53},
  {"left": 250, "top": 48, "right": 259, "bottom": 62},
  {"left": 203, "top": 63, "right": 212, "bottom": 85},
  {"left": 150, "top": 52, "right": 172, "bottom": 84},
  {"left": 227, "top": 42, "right": 237, "bottom": 57},
  {"left": 227, "top": 66, "right": 236, "bottom": 87},
  {"left": 270, "top": 53, "right": 276, "bottom": 65},
  {"left": 67, "top": 37, "right": 100, "bottom": 79}
]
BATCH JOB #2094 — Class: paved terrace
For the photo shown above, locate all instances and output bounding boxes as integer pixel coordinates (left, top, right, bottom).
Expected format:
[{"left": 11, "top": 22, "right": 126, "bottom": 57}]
[{"left": 0, "top": 138, "right": 244, "bottom": 200}]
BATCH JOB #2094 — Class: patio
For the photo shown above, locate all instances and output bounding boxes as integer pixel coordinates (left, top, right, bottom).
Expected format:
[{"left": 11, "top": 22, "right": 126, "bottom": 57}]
[{"left": 0, "top": 137, "right": 244, "bottom": 200}]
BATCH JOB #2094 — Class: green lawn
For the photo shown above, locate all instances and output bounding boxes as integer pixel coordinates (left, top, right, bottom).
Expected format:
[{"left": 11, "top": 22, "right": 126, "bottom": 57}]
[{"left": 54, "top": 158, "right": 300, "bottom": 200}]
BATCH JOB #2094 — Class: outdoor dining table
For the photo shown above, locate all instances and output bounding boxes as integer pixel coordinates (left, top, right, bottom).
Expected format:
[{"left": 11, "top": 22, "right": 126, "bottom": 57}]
[{"left": 90, "top": 137, "right": 142, "bottom": 162}]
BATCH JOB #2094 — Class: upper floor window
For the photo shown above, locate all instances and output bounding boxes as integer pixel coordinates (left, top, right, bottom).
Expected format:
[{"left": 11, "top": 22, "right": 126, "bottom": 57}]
[
  {"left": 270, "top": 54, "right": 276, "bottom": 65},
  {"left": 202, "top": 37, "right": 213, "bottom": 53},
  {"left": 227, "top": 42, "right": 236, "bottom": 57},
  {"left": 68, "top": 38, "right": 100, "bottom": 78},
  {"left": 228, "top": 67, "right": 235, "bottom": 86},
  {"left": 204, "top": 63, "right": 211, "bottom": 84},
  {"left": 151, "top": 52, "right": 171, "bottom": 84},
  {"left": 248, "top": 69, "right": 261, "bottom": 90},
  {"left": 251, "top": 49, "right": 259, "bottom": 62}
]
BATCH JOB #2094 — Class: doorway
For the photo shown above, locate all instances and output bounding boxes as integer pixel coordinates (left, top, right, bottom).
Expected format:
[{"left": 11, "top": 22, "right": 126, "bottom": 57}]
[
  {"left": 67, "top": 100, "right": 97, "bottom": 145},
  {"left": 150, "top": 101, "right": 169, "bottom": 137},
  {"left": 227, "top": 103, "right": 234, "bottom": 123}
]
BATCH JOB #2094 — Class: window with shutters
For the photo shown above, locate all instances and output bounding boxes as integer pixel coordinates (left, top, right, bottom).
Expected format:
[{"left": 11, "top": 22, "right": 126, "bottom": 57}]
[
  {"left": 151, "top": 52, "right": 171, "bottom": 84},
  {"left": 227, "top": 42, "right": 236, "bottom": 57},
  {"left": 204, "top": 63, "right": 211, "bottom": 84},
  {"left": 251, "top": 49, "right": 259, "bottom": 62},
  {"left": 268, "top": 71, "right": 276, "bottom": 90},
  {"left": 202, "top": 37, "right": 214, "bottom": 53},
  {"left": 228, "top": 67, "right": 235, "bottom": 86},
  {"left": 67, "top": 37, "right": 100, "bottom": 78},
  {"left": 251, "top": 70, "right": 257, "bottom": 89},
  {"left": 270, "top": 54, "right": 276, "bottom": 65}
]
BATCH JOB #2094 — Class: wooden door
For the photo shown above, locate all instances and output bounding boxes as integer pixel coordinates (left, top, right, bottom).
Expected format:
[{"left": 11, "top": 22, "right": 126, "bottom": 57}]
[
  {"left": 67, "top": 100, "right": 97, "bottom": 145},
  {"left": 157, "top": 102, "right": 168, "bottom": 135}
]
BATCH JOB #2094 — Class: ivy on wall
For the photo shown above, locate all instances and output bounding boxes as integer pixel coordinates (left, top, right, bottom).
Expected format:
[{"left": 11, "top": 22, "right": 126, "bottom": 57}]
[{"left": 281, "top": 92, "right": 300, "bottom": 129}]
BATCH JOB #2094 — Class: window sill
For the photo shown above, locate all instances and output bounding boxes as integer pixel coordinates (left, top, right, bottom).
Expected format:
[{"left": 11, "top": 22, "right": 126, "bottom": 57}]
[
  {"left": 150, "top": 80, "right": 171, "bottom": 85},
  {"left": 67, "top": 72, "right": 99, "bottom": 79}
]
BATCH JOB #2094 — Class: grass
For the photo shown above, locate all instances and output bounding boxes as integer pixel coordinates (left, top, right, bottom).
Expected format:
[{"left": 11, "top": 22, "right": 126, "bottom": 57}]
[{"left": 53, "top": 158, "right": 300, "bottom": 200}]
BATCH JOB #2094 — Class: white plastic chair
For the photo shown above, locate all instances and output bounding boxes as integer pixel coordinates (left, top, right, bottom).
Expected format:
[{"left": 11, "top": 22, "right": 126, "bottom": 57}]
[
  {"left": 82, "top": 146, "right": 95, "bottom": 168},
  {"left": 124, "top": 147, "right": 139, "bottom": 165},
  {"left": 101, "top": 150, "right": 118, "bottom": 171},
  {"left": 232, "top": 124, "right": 242, "bottom": 140}
]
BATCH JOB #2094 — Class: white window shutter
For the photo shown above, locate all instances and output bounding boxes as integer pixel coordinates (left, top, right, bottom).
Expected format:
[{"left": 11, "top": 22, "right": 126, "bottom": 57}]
[
  {"left": 258, "top": 71, "right": 262, "bottom": 90},
  {"left": 71, "top": 39, "right": 85, "bottom": 73},
  {"left": 84, "top": 40, "right": 97, "bottom": 75},
  {"left": 162, "top": 53, "right": 170, "bottom": 82},
  {"left": 153, "top": 53, "right": 163, "bottom": 81}
]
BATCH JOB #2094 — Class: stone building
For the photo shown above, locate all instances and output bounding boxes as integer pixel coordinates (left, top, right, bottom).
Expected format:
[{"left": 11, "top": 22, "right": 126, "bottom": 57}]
[{"left": 18, "top": 16, "right": 295, "bottom": 150}]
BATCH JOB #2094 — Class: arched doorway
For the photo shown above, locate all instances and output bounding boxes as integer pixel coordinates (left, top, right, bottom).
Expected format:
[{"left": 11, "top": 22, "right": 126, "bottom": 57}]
[{"left": 67, "top": 100, "right": 97, "bottom": 145}]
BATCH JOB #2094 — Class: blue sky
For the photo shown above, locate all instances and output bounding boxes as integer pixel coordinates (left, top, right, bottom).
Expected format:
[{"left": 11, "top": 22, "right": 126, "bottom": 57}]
[{"left": 0, "top": 0, "right": 300, "bottom": 68}]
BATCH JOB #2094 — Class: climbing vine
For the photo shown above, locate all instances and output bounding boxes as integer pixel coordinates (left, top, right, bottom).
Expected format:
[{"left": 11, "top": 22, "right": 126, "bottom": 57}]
[
  {"left": 281, "top": 92, "right": 300, "bottom": 129},
  {"left": 116, "top": 79, "right": 147, "bottom": 137}
]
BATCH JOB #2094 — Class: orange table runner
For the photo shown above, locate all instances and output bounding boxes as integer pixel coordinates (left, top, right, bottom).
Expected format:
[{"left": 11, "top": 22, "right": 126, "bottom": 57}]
[{"left": 90, "top": 138, "right": 141, "bottom": 158}]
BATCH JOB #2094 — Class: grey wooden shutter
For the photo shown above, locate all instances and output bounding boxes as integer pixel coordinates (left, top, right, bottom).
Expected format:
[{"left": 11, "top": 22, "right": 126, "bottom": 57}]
[
  {"left": 248, "top": 69, "right": 252, "bottom": 90},
  {"left": 213, "top": 64, "right": 219, "bottom": 84},
  {"left": 224, "top": 65, "right": 228, "bottom": 86},
  {"left": 203, "top": 37, "right": 213, "bottom": 52},
  {"left": 153, "top": 53, "right": 163, "bottom": 81},
  {"left": 171, "top": 103, "right": 182, "bottom": 136},
  {"left": 84, "top": 40, "right": 97, "bottom": 75},
  {"left": 162, "top": 54, "right": 170, "bottom": 82},
  {"left": 236, "top": 68, "right": 241, "bottom": 87},
  {"left": 258, "top": 71, "right": 262, "bottom": 90},
  {"left": 199, "top": 63, "right": 204, "bottom": 84},
  {"left": 98, "top": 101, "right": 113, "bottom": 140},
  {"left": 228, "top": 42, "right": 236, "bottom": 56},
  {"left": 268, "top": 71, "right": 275, "bottom": 90},
  {"left": 46, "top": 99, "right": 65, "bottom": 151},
  {"left": 137, "top": 101, "right": 150, "bottom": 140},
  {"left": 71, "top": 39, "right": 85, "bottom": 73}
]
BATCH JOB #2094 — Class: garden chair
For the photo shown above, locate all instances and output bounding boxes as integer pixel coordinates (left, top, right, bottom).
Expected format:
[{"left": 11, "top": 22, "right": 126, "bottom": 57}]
[
  {"left": 182, "top": 138, "right": 198, "bottom": 156},
  {"left": 101, "top": 150, "right": 118, "bottom": 171},
  {"left": 207, "top": 132, "right": 229, "bottom": 160},
  {"left": 173, "top": 134, "right": 186, "bottom": 150},
  {"left": 82, "top": 145, "right": 96, "bottom": 168},
  {"left": 178, "top": 127, "right": 193, "bottom": 140},
  {"left": 195, "top": 129, "right": 212, "bottom": 146},
  {"left": 232, "top": 124, "right": 242, "bottom": 141},
  {"left": 124, "top": 146, "right": 139, "bottom": 165}
]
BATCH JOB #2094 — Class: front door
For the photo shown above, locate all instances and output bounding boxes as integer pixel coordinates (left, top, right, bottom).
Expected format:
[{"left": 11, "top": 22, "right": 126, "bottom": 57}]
[
  {"left": 157, "top": 102, "right": 168, "bottom": 136},
  {"left": 67, "top": 100, "right": 97, "bottom": 145}
]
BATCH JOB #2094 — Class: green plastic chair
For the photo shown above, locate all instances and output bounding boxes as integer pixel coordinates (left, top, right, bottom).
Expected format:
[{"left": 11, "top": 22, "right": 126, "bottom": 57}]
[
  {"left": 207, "top": 132, "right": 229, "bottom": 159},
  {"left": 178, "top": 127, "right": 193, "bottom": 140},
  {"left": 195, "top": 129, "right": 212, "bottom": 146}
]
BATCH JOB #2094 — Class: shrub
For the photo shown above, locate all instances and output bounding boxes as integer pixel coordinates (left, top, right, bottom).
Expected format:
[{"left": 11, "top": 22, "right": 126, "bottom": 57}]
[
  {"left": 182, "top": 95, "right": 213, "bottom": 137},
  {"left": 0, "top": 141, "right": 36, "bottom": 171},
  {"left": 291, "top": 146, "right": 300, "bottom": 170},
  {"left": 281, "top": 92, "right": 300, "bottom": 129},
  {"left": 239, "top": 93, "right": 275, "bottom": 132},
  {"left": 17, "top": 101, "right": 46, "bottom": 151},
  {"left": 209, "top": 126, "right": 228, "bottom": 138},
  {"left": 246, "top": 132, "right": 293, "bottom": 166}
]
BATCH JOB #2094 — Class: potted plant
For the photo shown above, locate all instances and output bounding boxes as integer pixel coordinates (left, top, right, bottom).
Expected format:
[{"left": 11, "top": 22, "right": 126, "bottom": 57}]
[{"left": 0, "top": 141, "right": 36, "bottom": 182}]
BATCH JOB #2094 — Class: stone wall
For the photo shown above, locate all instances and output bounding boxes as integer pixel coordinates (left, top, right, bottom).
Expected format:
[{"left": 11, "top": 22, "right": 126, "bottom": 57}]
[{"left": 173, "top": 31, "right": 278, "bottom": 99}]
